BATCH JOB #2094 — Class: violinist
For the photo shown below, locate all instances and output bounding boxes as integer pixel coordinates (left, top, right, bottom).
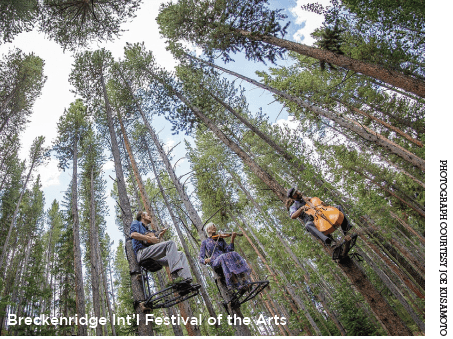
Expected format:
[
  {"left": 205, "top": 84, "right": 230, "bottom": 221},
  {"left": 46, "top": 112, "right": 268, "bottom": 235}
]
[
  {"left": 199, "top": 223, "right": 251, "bottom": 291},
  {"left": 286, "top": 188, "right": 352, "bottom": 247}
]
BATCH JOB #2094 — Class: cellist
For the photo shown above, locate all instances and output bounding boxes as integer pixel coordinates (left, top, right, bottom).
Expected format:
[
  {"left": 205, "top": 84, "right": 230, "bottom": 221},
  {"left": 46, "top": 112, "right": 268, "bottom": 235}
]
[{"left": 285, "top": 187, "right": 352, "bottom": 247}]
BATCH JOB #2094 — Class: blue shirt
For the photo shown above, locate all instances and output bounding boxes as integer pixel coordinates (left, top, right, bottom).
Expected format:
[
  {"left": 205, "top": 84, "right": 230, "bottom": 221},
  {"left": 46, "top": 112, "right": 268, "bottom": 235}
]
[{"left": 130, "top": 220, "right": 157, "bottom": 255}]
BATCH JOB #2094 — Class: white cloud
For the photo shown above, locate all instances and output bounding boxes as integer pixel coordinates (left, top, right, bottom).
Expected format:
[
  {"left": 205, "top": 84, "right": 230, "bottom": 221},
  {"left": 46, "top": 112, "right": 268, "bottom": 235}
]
[
  {"left": 274, "top": 115, "right": 300, "bottom": 130},
  {"left": 163, "top": 138, "right": 176, "bottom": 153},
  {"left": 289, "top": 0, "right": 332, "bottom": 45},
  {"left": 37, "top": 158, "right": 62, "bottom": 188},
  {"left": 180, "top": 40, "right": 203, "bottom": 57},
  {"left": 103, "top": 161, "right": 115, "bottom": 172}
]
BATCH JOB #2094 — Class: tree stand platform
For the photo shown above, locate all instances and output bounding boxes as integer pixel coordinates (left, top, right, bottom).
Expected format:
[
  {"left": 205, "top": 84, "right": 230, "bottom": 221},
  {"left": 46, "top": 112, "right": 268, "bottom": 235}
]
[
  {"left": 142, "top": 281, "right": 201, "bottom": 309},
  {"left": 138, "top": 258, "right": 201, "bottom": 309},
  {"left": 332, "top": 233, "right": 358, "bottom": 261},
  {"left": 213, "top": 267, "right": 269, "bottom": 307},
  {"left": 228, "top": 280, "right": 269, "bottom": 306}
]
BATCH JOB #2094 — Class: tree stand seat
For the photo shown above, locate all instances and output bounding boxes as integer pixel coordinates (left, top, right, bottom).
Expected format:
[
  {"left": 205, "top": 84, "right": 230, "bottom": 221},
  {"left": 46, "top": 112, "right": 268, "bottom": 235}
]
[
  {"left": 139, "top": 257, "right": 163, "bottom": 272},
  {"left": 138, "top": 258, "right": 200, "bottom": 309}
]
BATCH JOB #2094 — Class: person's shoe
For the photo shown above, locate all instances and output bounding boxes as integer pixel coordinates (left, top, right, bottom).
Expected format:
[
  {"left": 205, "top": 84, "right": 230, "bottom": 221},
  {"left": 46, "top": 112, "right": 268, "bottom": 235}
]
[
  {"left": 178, "top": 282, "right": 199, "bottom": 296},
  {"left": 174, "top": 277, "right": 193, "bottom": 286},
  {"left": 342, "top": 221, "right": 352, "bottom": 235},
  {"left": 325, "top": 237, "right": 337, "bottom": 248},
  {"left": 183, "top": 278, "right": 193, "bottom": 285},
  {"left": 166, "top": 277, "right": 185, "bottom": 287},
  {"left": 239, "top": 284, "right": 252, "bottom": 293}
]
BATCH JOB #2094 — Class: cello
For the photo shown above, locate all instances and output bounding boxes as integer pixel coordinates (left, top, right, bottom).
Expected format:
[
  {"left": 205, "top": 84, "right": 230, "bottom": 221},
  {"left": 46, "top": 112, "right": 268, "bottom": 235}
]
[{"left": 302, "top": 197, "right": 344, "bottom": 235}]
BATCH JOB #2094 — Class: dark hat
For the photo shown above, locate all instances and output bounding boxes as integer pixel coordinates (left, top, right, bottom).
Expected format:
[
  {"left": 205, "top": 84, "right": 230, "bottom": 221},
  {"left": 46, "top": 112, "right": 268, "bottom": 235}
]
[{"left": 287, "top": 187, "right": 296, "bottom": 198}]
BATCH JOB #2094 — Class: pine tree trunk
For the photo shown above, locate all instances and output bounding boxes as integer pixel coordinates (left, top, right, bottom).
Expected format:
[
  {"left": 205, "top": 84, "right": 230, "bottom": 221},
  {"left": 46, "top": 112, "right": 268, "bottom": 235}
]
[
  {"left": 348, "top": 92, "right": 422, "bottom": 134},
  {"left": 300, "top": 220, "right": 414, "bottom": 336},
  {"left": 270, "top": 298, "right": 295, "bottom": 335},
  {"left": 70, "top": 136, "right": 88, "bottom": 336},
  {"left": 258, "top": 291, "right": 287, "bottom": 335},
  {"left": 0, "top": 239, "right": 20, "bottom": 334},
  {"left": 336, "top": 99, "right": 423, "bottom": 147},
  {"left": 148, "top": 143, "right": 219, "bottom": 322},
  {"left": 189, "top": 55, "right": 425, "bottom": 171},
  {"left": 206, "top": 87, "right": 305, "bottom": 170},
  {"left": 100, "top": 285, "right": 108, "bottom": 335},
  {"left": 10, "top": 236, "right": 30, "bottom": 295},
  {"left": 231, "top": 213, "right": 322, "bottom": 335},
  {"left": 99, "top": 72, "right": 153, "bottom": 336},
  {"left": 155, "top": 269, "right": 184, "bottom": 336},
  {"left": 363, "top": 224, "right": 425, "bottom": 289},
  {"left": 99, "top": 245, "right": 117, "bottom": 335},
  {"left": 354, "top": 246, "right": 424, "bottom": 332},
  {"left": 89, "top": 168, "right": 103, "bottom": 336},
  {"left": 317, "top": 292, "right": 347, "bottom": 335},
  {"left": 120, "top": 139, "right": 144, "bottom": 213},
  {"left": 0, "top": 143, "right": 41, "bottom": 274},
  {"left": 389, "top": 211, "right": 425, "bottom": 244},
  {"left": 366, "top": 78, "right": 424, "bottom": 101},
  {"left": 382, "top": 158, "right": 425, "bottom": 188},
  {"left": 351, "top": 167, "right": 425, "bottom": 217},
  {"left": 108, "top": 252, "right": 117, "bottom": 314},
  {"left": 117, "top": 112, "right": 154, "bottom": 219},
  {"left": 12, "top": 239, "right": 33, "bottom": 333},
  {"left": 236, "top": 244, "right": 308, "bottom": 334},
  {"left": 393, "top": 227, "right": 424, "bottom": 262},
  {"left": 358, "top": 232, "right": 424, "bottom": 299},
  {"left": 236, "top": 30, "right": 425, "bottom": 97}
]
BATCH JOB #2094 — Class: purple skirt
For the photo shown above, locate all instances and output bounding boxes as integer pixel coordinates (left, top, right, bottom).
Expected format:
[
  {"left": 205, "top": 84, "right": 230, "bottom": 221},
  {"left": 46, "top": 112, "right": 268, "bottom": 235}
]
[{"left": 212, "top": 251, "right": 251, "bottom": 289}]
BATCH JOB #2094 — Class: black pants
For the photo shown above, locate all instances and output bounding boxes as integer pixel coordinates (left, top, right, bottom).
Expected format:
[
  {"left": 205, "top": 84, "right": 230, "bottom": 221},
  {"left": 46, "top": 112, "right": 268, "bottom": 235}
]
[
  {"left": 305, "top": 221, "right": 330, "bottom": 244},
  {"left": 337, "top": 205, "right": 350, "bottom": 235}
]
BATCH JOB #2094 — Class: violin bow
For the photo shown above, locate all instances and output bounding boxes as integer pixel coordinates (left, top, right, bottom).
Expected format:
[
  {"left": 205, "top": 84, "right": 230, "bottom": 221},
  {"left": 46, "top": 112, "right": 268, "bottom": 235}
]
[{"left": 208, "top": 234, "right": 222, "bottom": 261}]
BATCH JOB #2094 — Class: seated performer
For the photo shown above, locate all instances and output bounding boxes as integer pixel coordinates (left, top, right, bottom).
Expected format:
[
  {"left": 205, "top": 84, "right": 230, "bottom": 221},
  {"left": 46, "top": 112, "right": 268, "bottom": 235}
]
[
  {"left": 286, "top": 187, "right": 352, "bottom": 247},
  {"left": 199, "top": 223, "right": 251, "bottom": 291},
  {"left": 130, "top": 211, "right": 192, "bottom": 284}
]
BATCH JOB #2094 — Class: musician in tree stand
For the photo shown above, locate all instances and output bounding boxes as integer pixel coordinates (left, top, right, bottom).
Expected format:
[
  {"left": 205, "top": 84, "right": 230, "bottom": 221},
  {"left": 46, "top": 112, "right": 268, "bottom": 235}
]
[
  {"left": 130, "top": 211, "right": 193, "bottom": 285},
  {"left": 286, "top": 187, "right": 352, "bottom": 248},
  {"left": 199, "top": 223, "right": 251, "bottom": 291}
]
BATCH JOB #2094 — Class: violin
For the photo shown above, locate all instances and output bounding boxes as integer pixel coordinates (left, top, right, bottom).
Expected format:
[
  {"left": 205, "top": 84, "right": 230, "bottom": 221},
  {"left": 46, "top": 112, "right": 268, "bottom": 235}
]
[
  {"left": 303, "top": 197, "right": 344, "bottom": 235},
  {"left": 211, "top": 232, "right": 243, "bottom": 240}
]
